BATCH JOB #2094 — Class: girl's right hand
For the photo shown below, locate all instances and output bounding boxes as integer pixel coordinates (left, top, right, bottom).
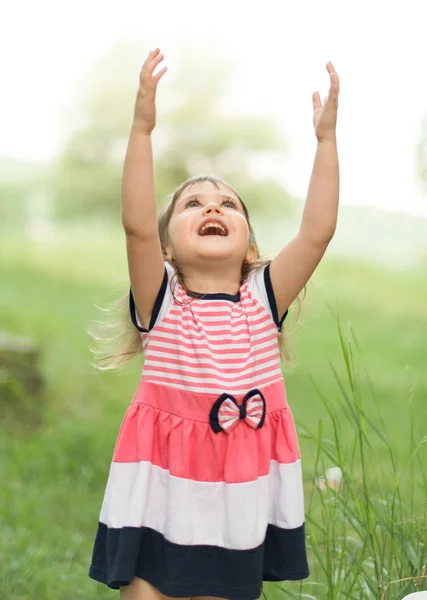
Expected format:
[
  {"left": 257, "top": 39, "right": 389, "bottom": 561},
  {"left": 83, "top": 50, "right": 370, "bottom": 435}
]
[{"left": 133, "top": 48, "right": 167, "bottom": 135}]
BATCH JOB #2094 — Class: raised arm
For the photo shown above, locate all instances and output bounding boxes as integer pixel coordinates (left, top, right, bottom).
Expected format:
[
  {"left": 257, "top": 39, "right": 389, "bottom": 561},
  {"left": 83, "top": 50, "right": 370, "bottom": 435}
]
[
  {"left": 123, "top": 49, "right": 168, "bottom": 330},
  {"left": 122, "top": 49, "right": 167, "bottom": 235},
  {"left": 269, "top": 62, "right": 340, "bottom": 319}
]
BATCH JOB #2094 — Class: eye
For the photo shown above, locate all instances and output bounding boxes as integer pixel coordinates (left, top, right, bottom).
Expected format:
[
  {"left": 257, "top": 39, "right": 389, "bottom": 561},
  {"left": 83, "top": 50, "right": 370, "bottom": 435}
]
[
  {"left": 185, "top": 198, "right": 200, "bottom": 208},
  {"left": 184, "top": 197, "right": 239, "bottom": 209},
  {"left": 223, "top": 198, "right": 238, "bottom": 209}
]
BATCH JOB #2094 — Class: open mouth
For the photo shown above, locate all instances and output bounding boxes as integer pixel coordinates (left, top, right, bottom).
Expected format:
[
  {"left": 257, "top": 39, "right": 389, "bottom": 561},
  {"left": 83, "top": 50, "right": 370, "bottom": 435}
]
[{"left": 198, "top": 222, "right": 228, "bottom": 237}]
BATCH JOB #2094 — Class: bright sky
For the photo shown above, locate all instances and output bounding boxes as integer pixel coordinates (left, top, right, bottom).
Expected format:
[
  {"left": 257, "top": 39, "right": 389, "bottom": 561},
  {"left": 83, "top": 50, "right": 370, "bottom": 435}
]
[{"left": 2, "top": 0, "right": 427, "bottom": 215}]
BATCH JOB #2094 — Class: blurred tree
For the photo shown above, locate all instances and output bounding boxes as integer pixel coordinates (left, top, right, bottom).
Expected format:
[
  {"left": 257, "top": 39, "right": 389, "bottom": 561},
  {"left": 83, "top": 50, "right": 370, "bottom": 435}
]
[
  {"left": 51, "top": 41, "right": 293, "bottom": 221},
  {"left": 417, "top": 114, "right": 427, "bottom": 191},
  {"left": 0, "top": 158, "right": 49, "bottom": 227}
]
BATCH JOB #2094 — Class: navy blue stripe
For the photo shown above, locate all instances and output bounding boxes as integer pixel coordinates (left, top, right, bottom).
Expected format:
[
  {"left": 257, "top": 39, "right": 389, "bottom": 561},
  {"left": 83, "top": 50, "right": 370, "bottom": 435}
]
[
  {"left": 264, "top": 263, "right": 288, "bottom": 332},
  {"left": 89, "top": 523, "right": 309, "bottom": 595},
  {"left": 187, "top": 290, "right": 241, "bottom": 301},
  {"left": 129, "top": 266, "right": 169, "bottom": 332}
]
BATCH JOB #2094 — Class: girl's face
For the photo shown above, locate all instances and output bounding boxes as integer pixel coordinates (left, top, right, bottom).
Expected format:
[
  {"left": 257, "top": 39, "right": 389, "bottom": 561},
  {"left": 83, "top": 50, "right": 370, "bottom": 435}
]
[{"left": 165, "top": 181, "right": 255, "bottom": 269}]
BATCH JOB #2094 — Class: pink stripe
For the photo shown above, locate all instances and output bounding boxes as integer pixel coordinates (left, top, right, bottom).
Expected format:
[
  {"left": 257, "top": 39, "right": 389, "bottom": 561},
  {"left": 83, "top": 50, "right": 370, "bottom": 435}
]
[
  {"left": 142, "top": 370, "right": 283, "bottom": 391},
  {"left": 148, "top": 342, "right": 261, "bottom": 354},
  {"left": 168, "top": 302, "right": 265, "bottom": 317},
  {"left": 112, "top": 404, "right": 301, "bottom": 483},
  {"left": 147, "top": 331, "right": 278, "bottom": 351},
  {"left": 166, "top": 308, "right": 268, "bottom": 325},
  {"left": 163, "top": 318, "right": 252, "bottom": 332},
  {"left": 161, "top": 314, "right": 272, "bottom": 332},
  {"left": 157, "top": 306, "right": 271, "bottom": 323},
  {"left": 150, "top": 327, "right": 274, "bottom": 346},
  {"left": 143, "top": 354, "right": 276, "bottom": 374},
  {"left": 146, "top": 338, "right": 278, "bottom": 358},
  {"left": 146, "top": 343, "right": 257, "bottom": 357}
]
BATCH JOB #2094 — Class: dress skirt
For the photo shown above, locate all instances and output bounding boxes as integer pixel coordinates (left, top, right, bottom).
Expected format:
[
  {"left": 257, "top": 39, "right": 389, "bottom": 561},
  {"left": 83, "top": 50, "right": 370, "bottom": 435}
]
[{"left": 89, "top": 379, "right": 309, "bottom": 598}]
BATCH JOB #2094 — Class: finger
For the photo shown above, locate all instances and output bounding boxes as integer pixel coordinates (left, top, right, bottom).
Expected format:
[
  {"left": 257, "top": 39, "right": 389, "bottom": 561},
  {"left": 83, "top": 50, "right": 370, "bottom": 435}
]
[
  {"left": 330, "top": 72, "right": 340, "bottom": 99},
  {"left": 143, "top": 48, "right": 159, "bottom": 65},
  {"left": 143, "top": 54, "right": 164, "bottom": 79},
  {"left": 148, "top": 53, "right": 165, "bottom": 73},
  {"left": 141, "top": 48, "right": 161, "bottom": 73},
  {"left": 326, "top": 62, "right": 340, "bottom": 101},
  {"left": 153, "top": 65, "right": 168, "bottom": 84},
  {"left": 140, "top": 55, "right": 164, "bottom": 86},
  {"left": 147, "top": 48, "right": 162, "bottom": 66},
  {"left": 326, "top": 74, "right": 339, "bottom": 104},
  {"left": 312, "top": 91, "right": 322, "bottom": 112}
]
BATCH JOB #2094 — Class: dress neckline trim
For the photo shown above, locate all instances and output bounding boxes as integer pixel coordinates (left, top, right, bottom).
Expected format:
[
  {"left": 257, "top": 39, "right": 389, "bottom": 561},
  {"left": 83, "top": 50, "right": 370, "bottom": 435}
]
[{"left": 185, "top": 290, "right": 241, "bottom": 302}]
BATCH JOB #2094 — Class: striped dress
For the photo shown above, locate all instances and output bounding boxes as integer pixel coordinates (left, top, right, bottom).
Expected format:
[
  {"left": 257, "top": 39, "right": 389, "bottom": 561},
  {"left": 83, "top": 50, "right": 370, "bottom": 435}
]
[{"left": 89, "top": 261, "right": 309, "bottom": 598}]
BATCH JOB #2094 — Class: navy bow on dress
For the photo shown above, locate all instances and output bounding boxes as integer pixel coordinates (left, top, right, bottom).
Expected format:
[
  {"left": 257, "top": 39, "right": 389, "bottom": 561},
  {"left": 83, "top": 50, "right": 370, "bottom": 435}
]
[{"left": 209, "top": 389, "right": 267, "bottom": 434}]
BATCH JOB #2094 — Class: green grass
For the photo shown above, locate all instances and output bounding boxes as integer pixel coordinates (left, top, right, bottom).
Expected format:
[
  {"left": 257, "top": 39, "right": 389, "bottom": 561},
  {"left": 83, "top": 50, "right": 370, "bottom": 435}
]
[{"left": 1, "top": 227, "right": 426, "bottom": 599}]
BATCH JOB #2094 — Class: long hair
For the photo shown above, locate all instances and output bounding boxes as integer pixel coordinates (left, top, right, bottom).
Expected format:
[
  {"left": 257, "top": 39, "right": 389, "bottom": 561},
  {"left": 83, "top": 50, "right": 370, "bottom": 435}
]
[{"left": 89, "top": 175, "right": 304, "bottom": 369}]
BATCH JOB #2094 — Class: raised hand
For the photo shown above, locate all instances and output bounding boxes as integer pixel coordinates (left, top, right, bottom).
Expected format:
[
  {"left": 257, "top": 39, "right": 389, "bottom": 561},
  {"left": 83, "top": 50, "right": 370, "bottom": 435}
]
[
  {"left": 312, "top": 62, "right": 339, "bottom": 142},
  {"left": 133, "top": 48, "right": 167, "bottom": 134}
]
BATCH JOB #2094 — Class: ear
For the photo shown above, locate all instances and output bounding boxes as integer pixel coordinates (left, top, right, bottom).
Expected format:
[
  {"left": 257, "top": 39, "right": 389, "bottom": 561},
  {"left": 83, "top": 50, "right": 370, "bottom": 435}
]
[
  {"left": 245, "top": 243, "right": 258, "bottom": 265},
  {"left": 163, "top": 244, "right": 173, "bottom": 261}
]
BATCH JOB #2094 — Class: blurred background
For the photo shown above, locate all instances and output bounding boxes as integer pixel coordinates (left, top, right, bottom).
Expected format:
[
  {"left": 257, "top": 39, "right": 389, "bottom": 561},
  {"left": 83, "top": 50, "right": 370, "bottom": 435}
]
[{"left": 1, "top": 0, "right": 426, "bottom": 598}]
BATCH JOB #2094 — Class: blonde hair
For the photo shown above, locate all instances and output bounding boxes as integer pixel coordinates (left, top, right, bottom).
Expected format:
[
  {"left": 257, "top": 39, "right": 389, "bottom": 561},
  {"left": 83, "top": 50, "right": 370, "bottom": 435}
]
[{"left": 89, "top": 175, "right": 304, "bottom": 370}]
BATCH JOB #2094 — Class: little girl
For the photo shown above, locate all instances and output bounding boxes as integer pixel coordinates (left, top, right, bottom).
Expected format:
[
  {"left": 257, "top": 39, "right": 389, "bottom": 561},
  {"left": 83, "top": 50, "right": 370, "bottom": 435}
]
[{"left": 89, "top": 49, "right": 340, "bottom": 600}]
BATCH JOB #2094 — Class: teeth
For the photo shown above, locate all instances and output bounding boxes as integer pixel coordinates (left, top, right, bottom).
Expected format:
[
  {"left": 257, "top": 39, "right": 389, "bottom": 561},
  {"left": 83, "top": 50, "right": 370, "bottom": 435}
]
[{"left": 199, "top": 222, "right": 227, "bottom": 235}]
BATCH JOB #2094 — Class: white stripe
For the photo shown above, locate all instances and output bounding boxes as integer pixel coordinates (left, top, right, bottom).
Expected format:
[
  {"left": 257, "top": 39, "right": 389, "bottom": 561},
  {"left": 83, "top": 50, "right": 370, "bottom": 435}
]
[
  {"left": 142, "top": 365, "right": 283, "bottom": 386},
  {"left": 143, "top": 357, "right": 281, "bottom": 380},
  {"left": 145, "top": 338, "right": 279, "bottom": 358},
  {"left": 248, "top": 400, "right": 264, "bottom": 408},
  {"left": 169, "top": 300, "right": 262, "bottom": 314},
  {"left": 99, "top": 459, "right": 305, "bottom": 549},
  {"left": 219, "top": 415, "right": 238, "bottom": 424}
]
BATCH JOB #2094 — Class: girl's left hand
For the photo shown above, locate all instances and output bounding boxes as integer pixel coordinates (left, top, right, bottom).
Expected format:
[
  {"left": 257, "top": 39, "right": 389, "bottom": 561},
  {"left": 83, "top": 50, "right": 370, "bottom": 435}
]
[{"left": 312, "top": 62, "right": 340, "bottom": 142}]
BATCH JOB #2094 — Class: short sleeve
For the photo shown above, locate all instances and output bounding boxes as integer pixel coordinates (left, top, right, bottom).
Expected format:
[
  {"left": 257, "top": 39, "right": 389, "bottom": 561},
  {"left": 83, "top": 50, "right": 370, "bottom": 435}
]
[
  {"left": 129, "top": 261, "right": 176, "bottom": 333},
  {"left": 246, "top": 263, "right": 288, "bottom": 332}
]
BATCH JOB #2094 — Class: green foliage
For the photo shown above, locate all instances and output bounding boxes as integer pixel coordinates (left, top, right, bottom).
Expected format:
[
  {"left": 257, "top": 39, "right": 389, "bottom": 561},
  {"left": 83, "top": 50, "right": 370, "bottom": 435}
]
[
  {"left": 286, "top": 321, "right": 427, "bottom": 599},
  {"left": 51, "top": 41, "right": 293, "bottom": 220}
]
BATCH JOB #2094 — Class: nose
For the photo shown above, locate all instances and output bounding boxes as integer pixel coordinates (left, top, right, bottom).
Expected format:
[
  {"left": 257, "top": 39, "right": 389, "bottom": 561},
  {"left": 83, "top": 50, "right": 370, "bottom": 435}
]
[{"left": 203, "top": 202, "right": 223, "bottom": 215}]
